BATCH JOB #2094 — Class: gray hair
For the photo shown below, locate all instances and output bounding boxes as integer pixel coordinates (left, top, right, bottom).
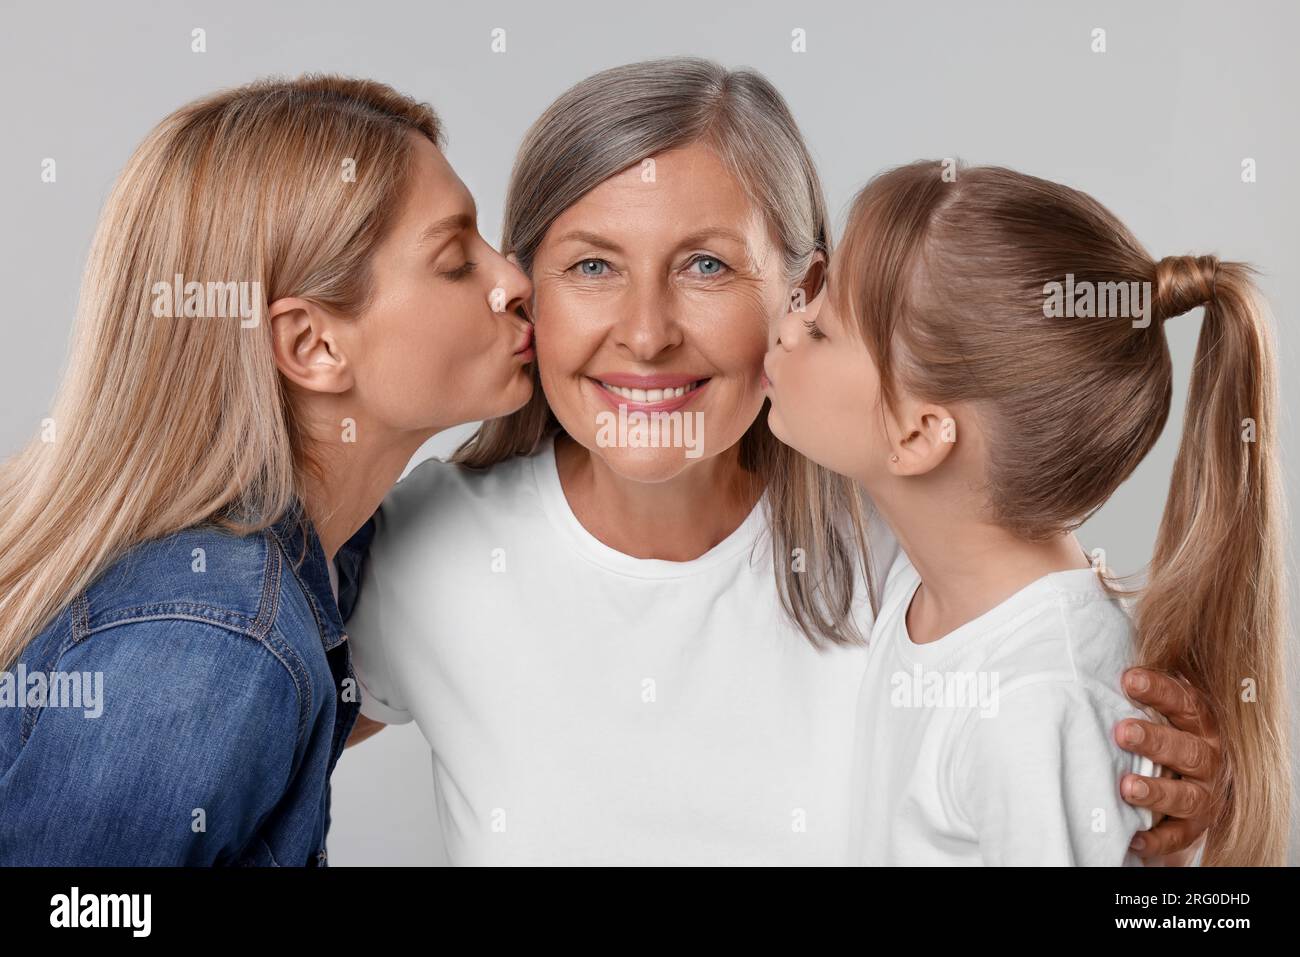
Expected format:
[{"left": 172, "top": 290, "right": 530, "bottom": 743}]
[
  {"left": 502, "top": 56, "right": 828, "bottom": 284},
  {"left": 456, "top": 58, "right": 876, "bottom": 651}
]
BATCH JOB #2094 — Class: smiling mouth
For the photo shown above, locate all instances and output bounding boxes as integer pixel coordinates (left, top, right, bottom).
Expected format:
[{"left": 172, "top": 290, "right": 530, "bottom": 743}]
[{"left": 594, "top": 378, "right": 710, "bottom": 403}]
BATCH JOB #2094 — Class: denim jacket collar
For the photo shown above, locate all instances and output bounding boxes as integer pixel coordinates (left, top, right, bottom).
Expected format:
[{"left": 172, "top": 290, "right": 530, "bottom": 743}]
[{"left": 268, "top": 502, "right": 347, "bottom": 653}]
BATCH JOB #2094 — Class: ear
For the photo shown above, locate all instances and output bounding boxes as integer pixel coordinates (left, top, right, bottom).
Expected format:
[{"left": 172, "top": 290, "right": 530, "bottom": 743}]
[
  {"left": 791, "top": 250, "right": 827, "bottom": 314},
  {"left": 269, "top": 297, "right": 354, "bottom": 394},
  {"left": 886, "top": 401, "right": 958, "bottom": 477}
]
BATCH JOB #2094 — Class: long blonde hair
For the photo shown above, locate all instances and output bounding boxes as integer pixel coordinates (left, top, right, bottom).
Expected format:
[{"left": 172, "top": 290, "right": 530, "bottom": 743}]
[
  {"left": 453, "top": 57, "right": 877, "bottom": 646},
  {"left": 834, "top": 160, "right": 1288, "bottom": 865},
  {"left": 0, "top": 75, "right": 441, "bottom": 669}
]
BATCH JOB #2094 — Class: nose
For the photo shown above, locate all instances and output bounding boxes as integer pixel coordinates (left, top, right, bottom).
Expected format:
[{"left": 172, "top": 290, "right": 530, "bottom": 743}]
[
  {"left": 490, "top": 251, "right": 534, "bottom": 321},
  {"left": 772, "top": 298, "right": 803, "bottom": 351},
  {"left": 773, "top": 285, "right": 825, "bottom": 350},
  {"left": 612, "top": 281, "right": 683, "bottom": 360}
]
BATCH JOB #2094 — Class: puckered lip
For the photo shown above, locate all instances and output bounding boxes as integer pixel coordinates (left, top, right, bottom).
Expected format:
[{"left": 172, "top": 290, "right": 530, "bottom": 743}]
[{"left": 513, "top": 323, "right": 534, "bottom": 354}]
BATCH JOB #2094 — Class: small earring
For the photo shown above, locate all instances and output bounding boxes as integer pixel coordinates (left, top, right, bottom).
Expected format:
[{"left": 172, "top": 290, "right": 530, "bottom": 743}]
[{"left": 890, "top": 454, "right": 899, "bottom": 463}]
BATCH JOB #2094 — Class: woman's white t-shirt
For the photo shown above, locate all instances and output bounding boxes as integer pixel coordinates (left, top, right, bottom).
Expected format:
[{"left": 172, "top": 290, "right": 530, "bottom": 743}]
[
  {"left": 849, "top": 551, "right": 1157, "bottom": 866},
  {"left": 346, "top": 434, "right": 898, "bottom": 865}
]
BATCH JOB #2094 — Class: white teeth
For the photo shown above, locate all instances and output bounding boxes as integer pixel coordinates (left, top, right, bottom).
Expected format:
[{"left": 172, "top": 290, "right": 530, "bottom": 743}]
[{"left": 599, "top": 380, "right": 701, "bottom": 402}]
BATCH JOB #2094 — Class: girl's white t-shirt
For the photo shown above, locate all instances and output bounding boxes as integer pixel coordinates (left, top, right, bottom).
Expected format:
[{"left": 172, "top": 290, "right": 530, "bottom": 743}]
[
  {"left": 346, "top": 434, "right": 898, "bottom": 865},
  {"left": 849, "top": 551, "right": 1157, "bottom": 866}
]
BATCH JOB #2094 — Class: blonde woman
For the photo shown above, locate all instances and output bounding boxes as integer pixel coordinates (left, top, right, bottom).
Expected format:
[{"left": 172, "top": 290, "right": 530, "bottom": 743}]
[
  {"left": 0, "top": 76, "right": 534, "bottom": 865},
  {"left": 341, "top": 59, "right": 1222, "bottom": 865}
]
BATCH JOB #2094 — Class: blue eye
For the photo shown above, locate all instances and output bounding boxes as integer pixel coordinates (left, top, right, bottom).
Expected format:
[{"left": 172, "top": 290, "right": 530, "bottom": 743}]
[
  {"left": 576, "top": 259, "right": 608, "bottom": 277},
  {"left": 690, "top": 256, "right": 725, "bottom": 276}
]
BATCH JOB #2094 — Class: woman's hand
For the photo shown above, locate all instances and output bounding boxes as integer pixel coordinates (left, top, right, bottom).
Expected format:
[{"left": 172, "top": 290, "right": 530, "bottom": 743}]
[
  {"left": 346, "top": 714, "right": 388, "bottom": 748},
  {"left": 1114, "top": 667, "right": 1222, "bottom": 864}
]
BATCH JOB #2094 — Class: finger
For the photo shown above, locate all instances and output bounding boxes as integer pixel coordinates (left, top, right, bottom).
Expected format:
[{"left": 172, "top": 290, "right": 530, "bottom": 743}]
[
  {"left": 1121, "top": 772, "right": 1208, "bottom": 820},
  {"left": 345, "top": 715, "right": 387, "bottom": 748},
  {"left": 1122, "top": 668, "right": 1213, "bottom": 735},
  {"left": 1129, "top": 816, "right": 1199, "bottom": 859},
  {"left": 1114, "top": 718, "right": 1217, "bottom": 779}
]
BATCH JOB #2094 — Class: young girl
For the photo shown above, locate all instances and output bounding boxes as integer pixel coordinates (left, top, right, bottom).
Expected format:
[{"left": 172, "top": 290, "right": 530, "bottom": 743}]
[{"left": 762, "top": 161, "right": 1286, "bottom": 865}]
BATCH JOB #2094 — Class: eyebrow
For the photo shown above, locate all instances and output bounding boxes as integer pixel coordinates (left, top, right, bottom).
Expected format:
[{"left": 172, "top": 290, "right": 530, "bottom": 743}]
[
  {"left": 417, "top": 212, "right": 474, "bottom": 246},
  {"left": 550, "top": 226, "right": 751, "bottom": 254},
  {"left": 550, "top": 229, "right": 624, "bottom": 253},
  {"left": 677, "top": 227, "right": 750, "bottom": 249}
]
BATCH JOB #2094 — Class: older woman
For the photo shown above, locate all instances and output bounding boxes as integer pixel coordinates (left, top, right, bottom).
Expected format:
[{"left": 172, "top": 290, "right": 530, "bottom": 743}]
[{"left": 341, "top": 58, "right": 1220, "bottom": 865}]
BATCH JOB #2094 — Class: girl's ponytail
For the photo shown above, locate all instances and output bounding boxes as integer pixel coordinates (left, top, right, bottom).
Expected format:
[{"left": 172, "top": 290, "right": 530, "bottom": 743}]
[
  {"left": 1136, "top": 255, "right": 1288, "bottom": 865},
  {"left": 836, "top": 164, "right": 1289, "bottom": 861}
]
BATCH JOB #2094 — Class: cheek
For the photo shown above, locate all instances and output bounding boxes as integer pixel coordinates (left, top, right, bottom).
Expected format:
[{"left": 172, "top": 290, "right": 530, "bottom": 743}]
[
  {"left": 533, "top": 295, "right": 599, "bottom": 385},
  {"left": 710, "top": 292, "right": 778, "bottom": 360},
  {"left": 827, "top": 356, "right": 892, "bottom": 470},
  {"left": 688, "top": 302, "right": 769, "bottom": 403},
  {"left": 531, "top": 301, "right": 610, "bottom": 437},
  {"left": 772, "top": 346, "right": 861, "bottom": 466},
  {"left": 391, "top": 298, "right": 464, "bottom": 380},
  {"left": 366, "top": 291, "right": 491, "bottom": 418},
  {"left": 428, "top": 286, "right": 491, "bottom": 348},
  {"left": 781, "top": 347, "right": 821, "bottom": 422},
  {"left": 684, "top": 298, "right": 775, "bottom": 403},
  {"left": 365, "top": 327, "right": 454, "bottom": 425}
]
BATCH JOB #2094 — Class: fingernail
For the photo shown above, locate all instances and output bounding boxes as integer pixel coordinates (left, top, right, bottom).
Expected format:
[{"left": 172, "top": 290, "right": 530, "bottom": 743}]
[
  {"left": 1130, "top": 835, "right": 1145, "bottom": 851},
  {"left": 1123, "top": 723, "right": 1144, "bottom": 746},
  {"left": 1129, "top": 779, "right": 1149, "bottom": 799},
  {"left": 1127, "top": 671, "right": 1150, "bottom": 693}
]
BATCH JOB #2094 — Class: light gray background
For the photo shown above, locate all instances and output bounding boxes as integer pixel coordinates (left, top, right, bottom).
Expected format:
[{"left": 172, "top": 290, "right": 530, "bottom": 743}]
[{"left": 2, "top": 0, "right": 1295, "bottom": 865}]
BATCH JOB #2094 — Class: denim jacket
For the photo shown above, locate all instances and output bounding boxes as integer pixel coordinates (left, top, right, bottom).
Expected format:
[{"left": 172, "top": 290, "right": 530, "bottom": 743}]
[{"left": 0, "top": 508, "right": 360, "bottom": 866}]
